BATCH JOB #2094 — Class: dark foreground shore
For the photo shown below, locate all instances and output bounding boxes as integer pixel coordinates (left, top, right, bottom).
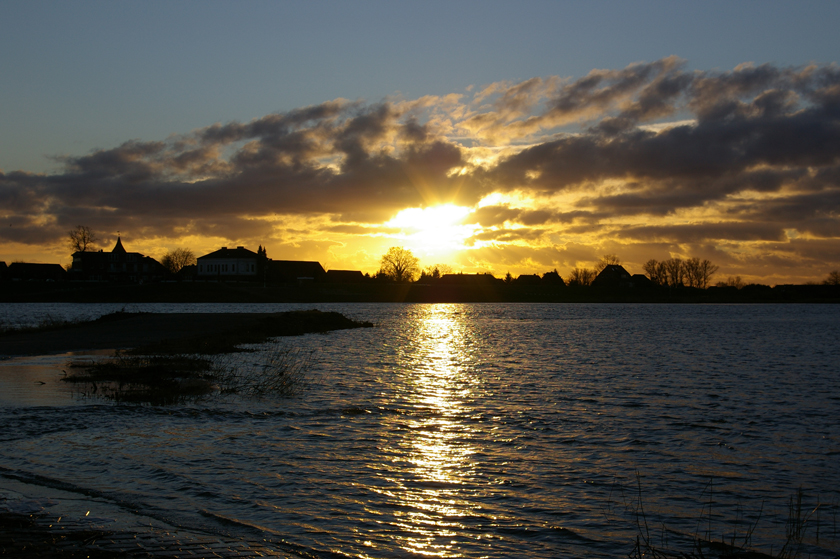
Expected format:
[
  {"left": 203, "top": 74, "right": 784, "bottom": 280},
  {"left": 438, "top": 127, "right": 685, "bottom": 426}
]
[
  {"left": 0, "top": 310, "right": 372, "bottom": 356},
  {"left": 0, "top": 508, "right": 298, "bottom": 558}
]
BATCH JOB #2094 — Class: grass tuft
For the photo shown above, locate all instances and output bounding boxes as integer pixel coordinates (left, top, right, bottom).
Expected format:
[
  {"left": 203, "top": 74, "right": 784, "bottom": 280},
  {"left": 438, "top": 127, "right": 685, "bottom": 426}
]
[
  {"left": 627, "top": 475, "right": 836, "bottom": 559},
  {"left": 62, "top": 342, "right": 312, "bottom": 405}
]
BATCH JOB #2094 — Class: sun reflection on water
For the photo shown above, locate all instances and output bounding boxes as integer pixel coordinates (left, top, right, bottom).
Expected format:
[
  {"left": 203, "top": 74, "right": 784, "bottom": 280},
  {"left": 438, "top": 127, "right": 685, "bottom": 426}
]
[{"left": 379, "top": 305, "right": 481, "bottom": 557}]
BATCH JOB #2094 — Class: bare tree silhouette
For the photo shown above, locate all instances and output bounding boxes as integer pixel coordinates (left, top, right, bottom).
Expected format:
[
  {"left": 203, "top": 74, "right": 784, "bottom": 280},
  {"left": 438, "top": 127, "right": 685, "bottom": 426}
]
[
  {"left": 420, "top": 263, "right": 452, "bottom": 280},
  {"left": 569, "top": 267, "right": 596, "bottom": 286},
  {"left": 716, "top": 276, "right": 745, "bottom": 289},
  {"left": 663, "top": 258, "right": 684, "bottom": 287},
  {"left": 68, "top": 225, "right": 96, "bottom": 253},
  {"left": 161, "top": 248, "right": 197, "bottom": 274},
  {"left": 643, "top": 259, "right": 667, "bottom": 285},
  {"left": 595, "top": 254, "right": 621, "bottom": 273},
  {"left": 379, "top": 247, "right": 420, "bottom": 282}
]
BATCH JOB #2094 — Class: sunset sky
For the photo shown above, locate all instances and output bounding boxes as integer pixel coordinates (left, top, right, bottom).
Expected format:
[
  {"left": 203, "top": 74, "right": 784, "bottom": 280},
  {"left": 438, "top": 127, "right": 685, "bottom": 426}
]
[{"left": 2, "top": 1, "right": 839, "bottom": 285}]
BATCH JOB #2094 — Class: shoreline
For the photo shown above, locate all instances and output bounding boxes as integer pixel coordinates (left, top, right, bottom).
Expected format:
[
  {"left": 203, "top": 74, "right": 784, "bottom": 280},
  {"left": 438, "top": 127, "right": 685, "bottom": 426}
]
[
  {"left": 0, "top": 310, "right": 372, "bottom": 357},
  {"left": 0, "top": 309, "right": 372, "bottom": 555},
  {"left": 2, "top": 281, "right": 839, "bottom": 304},
  {"left": 0, "top": 474, "right": 304, "bottom": 558}
]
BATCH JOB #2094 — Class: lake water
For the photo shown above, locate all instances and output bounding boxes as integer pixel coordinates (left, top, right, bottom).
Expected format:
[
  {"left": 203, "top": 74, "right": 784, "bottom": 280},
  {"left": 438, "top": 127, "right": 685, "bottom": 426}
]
[{"left": 1, "top": 303, "right": 839, "bottom": 558}]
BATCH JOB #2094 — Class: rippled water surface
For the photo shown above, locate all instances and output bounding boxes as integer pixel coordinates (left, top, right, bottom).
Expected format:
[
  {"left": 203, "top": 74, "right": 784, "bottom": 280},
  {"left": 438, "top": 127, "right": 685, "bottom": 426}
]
[{"left": 1, "top": 303, "right": 839, "bottom": 557}]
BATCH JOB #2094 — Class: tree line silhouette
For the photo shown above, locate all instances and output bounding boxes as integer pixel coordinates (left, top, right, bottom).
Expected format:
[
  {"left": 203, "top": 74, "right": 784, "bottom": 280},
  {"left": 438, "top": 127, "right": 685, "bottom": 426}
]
[
  {"left": 63, "top": 227, "right": 840, "bottom": 289},
  {"left": 376, "top": 246, "right": 840, "bottom": 289},
  {"left": 643, "top": 257, "right": 718, "bottom": 289}
]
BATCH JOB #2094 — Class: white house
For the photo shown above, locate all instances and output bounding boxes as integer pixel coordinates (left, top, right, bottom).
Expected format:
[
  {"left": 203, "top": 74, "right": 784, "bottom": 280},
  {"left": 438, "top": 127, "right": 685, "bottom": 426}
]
[{"left": 196, "top": 246, "right": 258, "bottom": 278}]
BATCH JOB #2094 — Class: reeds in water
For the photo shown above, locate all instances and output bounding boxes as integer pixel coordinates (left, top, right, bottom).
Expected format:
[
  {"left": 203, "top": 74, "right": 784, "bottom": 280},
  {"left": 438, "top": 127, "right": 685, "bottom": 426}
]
[
  {"left": 211, "top": 344, "right": 313, "bottom": 398},
  {"left": 63, "top": 341, "right": 312, "bottom": 404},
  {"left": 626, "top": 473, "right": 834, "bottom": 559}
]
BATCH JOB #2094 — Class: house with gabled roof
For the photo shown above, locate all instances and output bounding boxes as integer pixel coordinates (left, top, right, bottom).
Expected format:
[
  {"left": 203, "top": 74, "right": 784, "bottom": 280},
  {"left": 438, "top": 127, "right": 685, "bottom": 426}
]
[
  {"left": 513, "top": 274, "right": 541, "bottom": 285},
  {"left": 267, "top": 260, "right": 326, "bottom": 283},
  {"left": 439, "top": 273, "right": 501, "bottom": 285},
  {"left": 591, "top": 264, "right": 633, "bottom": 288},
  {"left": 196, "top": 246, "right": 259, "bottom": 279},
  {"left": 7, "top": 262, "right": 68, "bottom": 282},
  {"left": 324, "top": 269, "right": 365, "bottom": 283},
  {"left": 195, "top": 247, "right": 326, "bottom": 283},
  {"left": 69, "top": 237, "right": 166, "bottom": 283}
]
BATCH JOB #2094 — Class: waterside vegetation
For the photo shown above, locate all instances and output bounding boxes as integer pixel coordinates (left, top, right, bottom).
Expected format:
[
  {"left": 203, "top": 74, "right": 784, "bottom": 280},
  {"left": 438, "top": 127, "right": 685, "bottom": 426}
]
[
  {"left": 4, "top": 237, "right": 839, "bottom": 302},
  {"left": 62, "top": 343, "right": 313, "bottom": 405},
  {"left": 5, "top": 309, "right": 373, "bottom": 404},
  {"left": 624, "top": 475, "right": 837, "bottom": 559}
]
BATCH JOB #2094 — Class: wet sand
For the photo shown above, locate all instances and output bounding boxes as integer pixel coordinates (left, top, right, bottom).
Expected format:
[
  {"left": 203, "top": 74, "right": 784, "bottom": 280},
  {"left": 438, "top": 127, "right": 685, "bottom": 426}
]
[{"left": 0, "top": 311, "right": 369, "bottom": 357}]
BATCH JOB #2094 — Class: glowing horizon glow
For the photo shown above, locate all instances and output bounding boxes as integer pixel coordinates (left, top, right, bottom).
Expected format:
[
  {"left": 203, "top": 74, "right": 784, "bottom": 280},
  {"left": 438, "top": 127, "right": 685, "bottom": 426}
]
[{"left": 384, "top": 204, "right": 479, "bottom": 260}]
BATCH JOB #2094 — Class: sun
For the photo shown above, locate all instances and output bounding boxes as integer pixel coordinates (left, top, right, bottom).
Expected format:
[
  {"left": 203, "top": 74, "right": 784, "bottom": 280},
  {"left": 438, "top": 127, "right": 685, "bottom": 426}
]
[{"left": 385, "top": 204, "right": 477, "bottom": 257}]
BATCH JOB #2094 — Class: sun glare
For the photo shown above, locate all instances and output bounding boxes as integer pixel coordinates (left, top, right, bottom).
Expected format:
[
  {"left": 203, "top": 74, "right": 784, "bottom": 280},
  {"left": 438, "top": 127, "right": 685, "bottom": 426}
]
[{"left": 385, "top": 204, "right": 477, "bottom": 256}]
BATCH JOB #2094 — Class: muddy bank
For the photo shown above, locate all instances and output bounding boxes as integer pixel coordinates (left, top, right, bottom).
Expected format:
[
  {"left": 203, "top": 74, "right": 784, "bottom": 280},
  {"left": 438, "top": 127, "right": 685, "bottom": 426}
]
[{"left": 0, "top": 311, "right": 372, "bottom": 357}]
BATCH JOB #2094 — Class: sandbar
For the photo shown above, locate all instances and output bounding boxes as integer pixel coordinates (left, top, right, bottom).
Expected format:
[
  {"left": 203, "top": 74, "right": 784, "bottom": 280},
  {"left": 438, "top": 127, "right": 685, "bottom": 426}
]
[{"left": 0, "top": 311, "right": 370, "bottom": 357}]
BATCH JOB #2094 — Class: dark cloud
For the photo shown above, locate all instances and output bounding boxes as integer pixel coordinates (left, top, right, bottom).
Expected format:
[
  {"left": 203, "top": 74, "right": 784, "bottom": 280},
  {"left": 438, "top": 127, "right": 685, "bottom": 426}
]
[
  {"left": 469, "top": 205, "right": 522, "bottom": 227},
  {"left": 2, "top": 58, "right": 839, "bottom": 282},
  {"left": 468, "top": 227, "right": 548, "bottom": 244},
  {"left": 400, "top": 118, "right": 429, "bottom": 144},
  {"left": 325, "top": 223, "right": 385, "bottom": 235},
  {"left": 550, "top": 56, "right": 686, "bottom": 121},
  {"left": 463, "top": 243, "right": 598, "bottom": 273},
  {"left": 495, "top": 77, "right": 549, "bottom": 113},
  {"left": 619, "top": 222, "right": 786, "bottom": 243},
  {"left": 722, "top": 189, "right": 840, "bottom": 238},
  {"left": 485, "top": 64, "right": 840, "bottom": 235},
  {"left": 469, "top": 205, "right": 588, "bottom": 228},
  {"left": 63, "top": 140, "right": 166, "bottom": 182}
]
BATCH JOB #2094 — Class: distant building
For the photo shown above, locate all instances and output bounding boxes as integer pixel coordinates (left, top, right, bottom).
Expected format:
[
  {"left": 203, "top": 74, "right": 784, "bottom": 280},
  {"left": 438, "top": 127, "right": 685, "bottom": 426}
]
[
  {"left": 267, "top": 260, "right": 326, "bottom": 283},
  {"left": 195, "top": 247, "right": 327, "bottom": 283},
  {"left": 439, "top": 273, "right": 501, "bottom": 285},
  {"left": 630, "top": 274, "right": 654, "bottom": 289},
  {"left": 0, "top": 262, "right": 7, "bottom": 281},
  {"left": 7, "top": 262, "right": 68, "bottom": 282},
  {"left": 513, "top": 274, "right": 541, "bottom": 285},
  {"left": 177, "top": 264, "right": 197, "bottom": 281},
  {"left": 197, "top": 247, "right": 259, "bottom": 279},
  {"left": 70, "top": 237, "right": 165, "bottom": 283},
  {"left": 324, "top": 269, "right": 365, "bottom": 283},
  {"left": 591, "top": 264, "right": 633, "bottom": 288},
  {"left": 541, "top": 270, "right": 566, "bottom": 286}
]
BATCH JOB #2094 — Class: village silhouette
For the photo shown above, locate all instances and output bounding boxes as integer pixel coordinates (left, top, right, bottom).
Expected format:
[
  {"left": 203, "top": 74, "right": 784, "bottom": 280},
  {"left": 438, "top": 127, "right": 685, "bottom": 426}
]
[{"left": 2, "top": 228, "right": 839, "bottom": 303}]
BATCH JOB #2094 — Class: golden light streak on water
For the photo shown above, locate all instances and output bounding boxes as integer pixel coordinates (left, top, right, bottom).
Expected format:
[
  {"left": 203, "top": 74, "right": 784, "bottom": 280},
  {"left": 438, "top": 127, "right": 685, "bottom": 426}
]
[{"left": 391, "top": 305, "right": 479, "bottom": 557}]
